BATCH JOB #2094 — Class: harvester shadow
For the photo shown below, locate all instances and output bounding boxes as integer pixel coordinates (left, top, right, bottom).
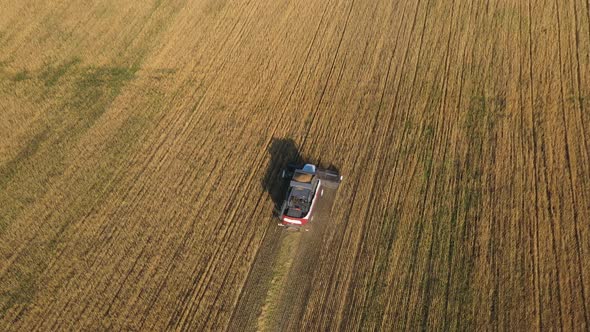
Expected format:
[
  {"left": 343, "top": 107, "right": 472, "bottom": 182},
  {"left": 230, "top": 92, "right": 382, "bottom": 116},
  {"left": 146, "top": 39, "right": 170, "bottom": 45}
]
[{"left": 261, "top": 137, "right": 303, "bottom": 213}]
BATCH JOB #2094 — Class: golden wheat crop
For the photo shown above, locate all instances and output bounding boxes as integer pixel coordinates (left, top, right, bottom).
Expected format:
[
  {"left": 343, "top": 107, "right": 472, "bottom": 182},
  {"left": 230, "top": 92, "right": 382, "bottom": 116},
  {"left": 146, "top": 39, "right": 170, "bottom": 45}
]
[{"left": 1, "top": 0, "right": 589, "bottom": 330}]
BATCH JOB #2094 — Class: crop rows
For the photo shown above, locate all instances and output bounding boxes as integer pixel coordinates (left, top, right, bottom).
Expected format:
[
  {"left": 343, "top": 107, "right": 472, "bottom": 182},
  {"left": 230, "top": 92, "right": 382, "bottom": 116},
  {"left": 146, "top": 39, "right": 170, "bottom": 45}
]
[{"left": 1, "top": 0, "right": 589, "bottom": 330}]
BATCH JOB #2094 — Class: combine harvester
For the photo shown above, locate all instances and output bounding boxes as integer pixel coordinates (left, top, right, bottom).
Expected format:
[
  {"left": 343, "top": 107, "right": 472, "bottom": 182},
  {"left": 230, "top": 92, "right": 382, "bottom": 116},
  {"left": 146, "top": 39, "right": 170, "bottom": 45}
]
[{"left": 277, "top": 164, "right": 342, "bottom": 230}]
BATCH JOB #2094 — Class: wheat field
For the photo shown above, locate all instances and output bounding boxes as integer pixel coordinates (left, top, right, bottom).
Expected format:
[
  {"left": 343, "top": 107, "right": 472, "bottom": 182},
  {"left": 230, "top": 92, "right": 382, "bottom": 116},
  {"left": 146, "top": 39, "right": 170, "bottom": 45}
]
[{"left": 1, "top": 0, "right": 589, "bottom": 330}]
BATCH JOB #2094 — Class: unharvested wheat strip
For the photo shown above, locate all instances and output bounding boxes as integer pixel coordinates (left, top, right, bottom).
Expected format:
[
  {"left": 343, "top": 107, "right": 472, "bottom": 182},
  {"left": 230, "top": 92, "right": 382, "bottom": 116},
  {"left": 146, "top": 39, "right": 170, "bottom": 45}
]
[
  {"left": 530, "top": 1, "right": 569, "bottom": 329},
  {"left": 492, "top": 0, "right": 531, "bottom": 328},
  {"left": 517, "top": 0, "right": 543, "bottom": 329},
  {"left": 328, "top": 1, "right": 412, "bottom": 329},
  {"left": 385, "top": 0, "right": 462, "bottom": 326},
  {"left": 397, "top": 11, "right": 455, "bottom": 330},
  {"left": 564, "top": 1, "right": 590, "bottom": 325},
  {"left": 342, "top": 0, "right": 459, "bottom": 327},
  {"left": 306, "top": 0, "right": 434, "bottom": 326},
  {"left": 552, "top": 1, "right": 590, "bottom": 328},
  {"left": 328, "top": 4, "right": 411, "bottom": 328},
  {"left": 465, "top": 0, "right": 506, "bottom": 327},
  {"left": 298, "top": 0, "right": 424, "bottom": 326},
  {"left": 410, "top": 1, "right": 468, "bottom": 328}
]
